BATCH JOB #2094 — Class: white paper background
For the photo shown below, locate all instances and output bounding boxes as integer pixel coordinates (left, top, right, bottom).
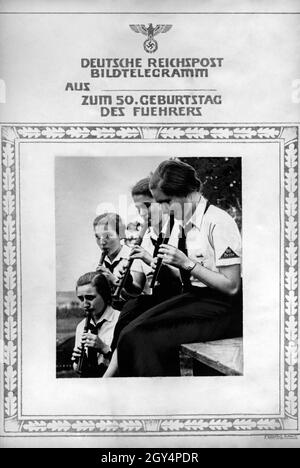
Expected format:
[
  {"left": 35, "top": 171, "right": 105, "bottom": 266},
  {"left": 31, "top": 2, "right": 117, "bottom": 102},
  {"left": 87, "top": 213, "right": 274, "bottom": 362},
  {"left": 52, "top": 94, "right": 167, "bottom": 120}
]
[
  {"left": 19, "top": 140, "right": 280, "bottom": 417},
  {"left": 0, "top": 2, "right": 299, "bottom": 123}
]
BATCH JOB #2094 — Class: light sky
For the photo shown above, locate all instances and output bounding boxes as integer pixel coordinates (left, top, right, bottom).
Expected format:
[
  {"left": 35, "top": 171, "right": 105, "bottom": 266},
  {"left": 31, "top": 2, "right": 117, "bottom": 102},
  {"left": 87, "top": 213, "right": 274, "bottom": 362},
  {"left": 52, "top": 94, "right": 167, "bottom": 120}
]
[{"left": 55, "top": 156, "right": 166, "bottom": 292}]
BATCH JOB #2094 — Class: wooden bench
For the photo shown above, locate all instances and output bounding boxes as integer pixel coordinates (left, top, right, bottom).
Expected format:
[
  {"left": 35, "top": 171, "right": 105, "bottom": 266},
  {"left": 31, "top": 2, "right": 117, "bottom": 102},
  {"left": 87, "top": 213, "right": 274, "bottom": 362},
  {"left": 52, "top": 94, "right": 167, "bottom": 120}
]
[{"left": 180, "top": 337, "right": 243, "bottom": 376}]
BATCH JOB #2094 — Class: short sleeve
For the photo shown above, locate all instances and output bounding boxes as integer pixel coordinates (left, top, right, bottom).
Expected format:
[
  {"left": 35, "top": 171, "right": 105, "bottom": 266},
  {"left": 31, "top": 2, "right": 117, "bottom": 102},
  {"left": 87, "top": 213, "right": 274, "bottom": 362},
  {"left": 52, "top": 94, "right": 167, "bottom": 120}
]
[{"left": 212, "top": 214, "right": 242, "bottom": 267}]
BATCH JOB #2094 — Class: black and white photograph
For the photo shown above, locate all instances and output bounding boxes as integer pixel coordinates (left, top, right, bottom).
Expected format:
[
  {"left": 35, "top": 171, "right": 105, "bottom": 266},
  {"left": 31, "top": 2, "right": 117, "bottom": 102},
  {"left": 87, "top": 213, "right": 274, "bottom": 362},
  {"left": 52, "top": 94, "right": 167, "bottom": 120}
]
[{"left": 55, "top": 156, "right": 243, "bottom": 379}]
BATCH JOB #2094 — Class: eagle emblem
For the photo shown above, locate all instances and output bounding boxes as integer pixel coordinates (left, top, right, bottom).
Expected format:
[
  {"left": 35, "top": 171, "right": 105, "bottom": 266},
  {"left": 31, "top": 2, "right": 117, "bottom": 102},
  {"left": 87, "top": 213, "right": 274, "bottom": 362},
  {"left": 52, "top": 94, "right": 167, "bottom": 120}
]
[{"left": 130, "top": 23, "right": 172, "bottom": 53}]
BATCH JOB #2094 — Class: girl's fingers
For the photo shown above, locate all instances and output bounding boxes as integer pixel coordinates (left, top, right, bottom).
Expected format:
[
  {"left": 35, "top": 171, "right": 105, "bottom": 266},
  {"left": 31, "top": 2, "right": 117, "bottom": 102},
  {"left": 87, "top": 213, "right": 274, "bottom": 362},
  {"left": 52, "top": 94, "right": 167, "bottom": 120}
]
[{"left": 159, "top": 246, "right": 173, "bottom": 255}]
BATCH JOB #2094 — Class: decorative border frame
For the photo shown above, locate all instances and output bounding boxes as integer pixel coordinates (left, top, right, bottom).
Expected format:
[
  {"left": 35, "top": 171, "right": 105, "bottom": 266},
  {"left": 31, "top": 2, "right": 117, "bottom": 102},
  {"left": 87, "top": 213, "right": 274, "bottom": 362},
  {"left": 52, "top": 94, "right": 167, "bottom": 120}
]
[{"left": 1, "top": 124, "right": 298, "bottom": 436}]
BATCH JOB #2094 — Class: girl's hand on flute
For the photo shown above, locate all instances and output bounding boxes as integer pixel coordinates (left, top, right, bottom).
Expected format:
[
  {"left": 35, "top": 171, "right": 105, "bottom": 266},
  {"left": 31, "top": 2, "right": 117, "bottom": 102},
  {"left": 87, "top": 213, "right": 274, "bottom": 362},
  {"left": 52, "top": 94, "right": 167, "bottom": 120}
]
[
  {"left": 96, "top": 265, "right": 118, "bottom": 286},
  {"left": 150, "top": 257, "right": 158, "bottom": 272},
  {"left": 82, "top": 332, "right": 108, "bottom": 352},
  {"left": 114, "top": 264, "right": 127, "bottom": 284},
  {"left": 130, "top": 245, "right": 153, "bottom": 265},
  {"left": 158, "top": 244, "right": 189, "bottom": 269},
  {"left": 71, "top": 346, "right": 82, "bottom": 362}
]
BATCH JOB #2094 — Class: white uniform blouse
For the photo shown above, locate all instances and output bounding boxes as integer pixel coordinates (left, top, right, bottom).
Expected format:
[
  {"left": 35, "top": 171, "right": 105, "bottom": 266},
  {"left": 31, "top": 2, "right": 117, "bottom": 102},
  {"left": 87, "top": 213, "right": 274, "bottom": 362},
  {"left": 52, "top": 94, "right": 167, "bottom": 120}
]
[
  {"left": 169, "top": 197, "right": 242, "bottom": 288},
  {"left": 74, "top": 305, "right": 120, "bottom": 365}
]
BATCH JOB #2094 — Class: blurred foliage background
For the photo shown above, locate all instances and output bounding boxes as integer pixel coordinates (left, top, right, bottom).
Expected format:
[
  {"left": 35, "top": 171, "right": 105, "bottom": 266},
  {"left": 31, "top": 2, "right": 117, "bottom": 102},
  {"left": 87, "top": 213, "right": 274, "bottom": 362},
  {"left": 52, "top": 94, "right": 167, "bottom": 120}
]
[
  {"left": 179, "top": 157, "right": 242, "bottom": 230},
  {"left": 57, "top": 157, "right": 242, "bottom": 377}
]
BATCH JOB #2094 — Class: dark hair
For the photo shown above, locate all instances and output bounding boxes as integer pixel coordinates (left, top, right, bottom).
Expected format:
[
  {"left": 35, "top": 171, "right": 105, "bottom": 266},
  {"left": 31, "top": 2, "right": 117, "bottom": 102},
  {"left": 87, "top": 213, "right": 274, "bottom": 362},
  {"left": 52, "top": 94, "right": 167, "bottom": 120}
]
[
  {"left": 149, "top": 159, "right": 201, "bottom": 197},
  {"left": 131, "top": 177, "right": 152, "bottom": 198},
  {"left": 76, "top": 272, "right": 112, "bottom": 305},
  {"left": 93, "top": 212, "right": 126, "bottom": 239}
]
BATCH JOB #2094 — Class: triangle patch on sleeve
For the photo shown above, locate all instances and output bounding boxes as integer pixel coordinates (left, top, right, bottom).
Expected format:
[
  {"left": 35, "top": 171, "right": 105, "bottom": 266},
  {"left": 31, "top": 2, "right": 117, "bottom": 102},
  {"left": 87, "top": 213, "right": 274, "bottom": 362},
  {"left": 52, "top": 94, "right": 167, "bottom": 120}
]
[{"left": 219, "top": 247, "right": 239, "bottom": 260}]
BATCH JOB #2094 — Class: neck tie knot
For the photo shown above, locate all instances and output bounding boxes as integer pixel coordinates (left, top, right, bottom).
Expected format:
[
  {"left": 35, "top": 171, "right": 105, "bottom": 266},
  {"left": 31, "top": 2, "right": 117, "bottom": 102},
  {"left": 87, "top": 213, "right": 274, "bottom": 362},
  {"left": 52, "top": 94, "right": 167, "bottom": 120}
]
[{"left": 89, "top": 319, "right": 106, "bottom": 335}]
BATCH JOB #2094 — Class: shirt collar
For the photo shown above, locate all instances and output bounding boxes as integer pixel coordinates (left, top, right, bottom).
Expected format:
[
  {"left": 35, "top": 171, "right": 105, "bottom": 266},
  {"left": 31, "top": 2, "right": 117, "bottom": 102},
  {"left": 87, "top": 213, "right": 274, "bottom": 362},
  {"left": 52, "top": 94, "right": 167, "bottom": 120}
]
[
  {"left": 188, "top": 196, "right": 208, "bottom": 230},
  {"left": 93, "top": 305, "right": 116, "bottom": 324},
  {"left": 105, "top": 244, "right": 129, "bottom": 264}
]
